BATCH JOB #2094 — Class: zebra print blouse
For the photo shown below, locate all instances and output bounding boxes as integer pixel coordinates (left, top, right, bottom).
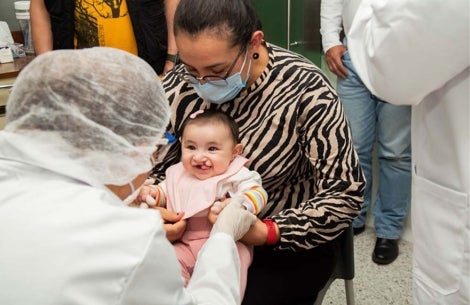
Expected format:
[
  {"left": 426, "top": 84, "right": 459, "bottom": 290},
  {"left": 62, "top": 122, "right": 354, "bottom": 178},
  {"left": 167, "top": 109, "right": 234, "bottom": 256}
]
[{"left": 154, "top": 42, "right": 365, "bottom": 251}]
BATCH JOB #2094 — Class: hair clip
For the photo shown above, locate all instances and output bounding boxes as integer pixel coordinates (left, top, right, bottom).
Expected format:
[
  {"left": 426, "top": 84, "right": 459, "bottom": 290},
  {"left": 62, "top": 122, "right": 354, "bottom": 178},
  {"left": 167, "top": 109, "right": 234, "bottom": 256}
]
[
  {"left": 189, "top": 109, "right": 204, "bottom": 119},
  {"left": 165, "top": 131, "right": 176, "bottom": 144}
]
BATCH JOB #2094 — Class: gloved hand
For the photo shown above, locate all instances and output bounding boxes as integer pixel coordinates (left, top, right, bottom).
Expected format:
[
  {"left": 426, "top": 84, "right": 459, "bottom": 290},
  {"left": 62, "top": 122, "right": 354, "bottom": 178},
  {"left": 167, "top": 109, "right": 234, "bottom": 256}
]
[
  {"left": 211, "top": 198, "right": 257, "bottom": 240},
  {"left": 123, "top": 178, "right": 156, "bottom": 207}
]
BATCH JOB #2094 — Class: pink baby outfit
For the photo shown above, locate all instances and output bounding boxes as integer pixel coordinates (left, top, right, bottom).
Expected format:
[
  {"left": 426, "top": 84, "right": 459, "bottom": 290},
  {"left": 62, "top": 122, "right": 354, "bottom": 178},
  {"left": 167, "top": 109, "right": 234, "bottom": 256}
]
[
  {"left": 163, "top": 155, "right": 263, "bottom": 217},
  {"left": 161, "top": 155, "right": 264, "bottom": 297}
]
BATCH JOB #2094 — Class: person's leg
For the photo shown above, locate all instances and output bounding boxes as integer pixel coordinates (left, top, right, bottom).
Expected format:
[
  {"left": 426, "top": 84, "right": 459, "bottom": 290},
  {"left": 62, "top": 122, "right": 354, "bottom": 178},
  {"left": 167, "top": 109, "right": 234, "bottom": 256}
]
[
  {"left": 337, "top": 51, "right": 377, "bottom": 231},
  {"left": 242, "top": 242, "right": 335, "bottom": 305},
  {"left": 374, "top": 100, "right": 412, "bottom": 240},
  {"left": 175, "top": 223, "right": 211, "bottom": 286},
  {"left": 173, "top": 241, "right": 196, "bottom": 286}
]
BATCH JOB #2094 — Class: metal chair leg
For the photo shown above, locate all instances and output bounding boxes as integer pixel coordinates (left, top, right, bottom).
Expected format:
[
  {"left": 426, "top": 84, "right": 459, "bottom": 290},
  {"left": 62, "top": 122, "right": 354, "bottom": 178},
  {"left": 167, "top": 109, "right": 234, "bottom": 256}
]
[
  {"left": 345, "top": 279, "right": 355, "bottom": 305},
  {"left": 313, "top": 278, "right": 333, "bottom": 305}
]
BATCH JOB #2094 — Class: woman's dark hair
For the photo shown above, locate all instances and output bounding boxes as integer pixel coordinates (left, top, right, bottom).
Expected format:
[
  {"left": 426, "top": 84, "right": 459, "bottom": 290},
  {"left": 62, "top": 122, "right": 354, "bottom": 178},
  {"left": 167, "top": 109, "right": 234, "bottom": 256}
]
[
  {"left": 174, "top": 0, "right": 262, "bottom": 48},
  {"left": 180, "top": 109, "right": 240, "bottom": 144}
]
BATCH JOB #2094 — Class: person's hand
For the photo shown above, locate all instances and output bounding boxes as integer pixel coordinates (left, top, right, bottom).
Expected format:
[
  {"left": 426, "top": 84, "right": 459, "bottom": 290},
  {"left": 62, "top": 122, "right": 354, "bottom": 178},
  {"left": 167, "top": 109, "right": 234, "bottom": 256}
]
[
  {"left": 211, "top": 199, "right": 257, "bottom": 240},
  {"left": 137, "top": 185, "right": 159, "bottom": 205},
  {"left": 325, "top": 45, "right": 348, "bottom": 79},
  {"left": 156, "top": 207, "right": 187, "bottom": 242},
  {"left": 208, "top": 198, "right": 230, "bottom": 224}
]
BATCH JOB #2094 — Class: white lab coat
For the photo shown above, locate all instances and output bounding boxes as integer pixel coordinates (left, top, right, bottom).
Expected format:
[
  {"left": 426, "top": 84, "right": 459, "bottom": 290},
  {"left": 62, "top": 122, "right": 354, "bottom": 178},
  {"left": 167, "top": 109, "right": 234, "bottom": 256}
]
[
  {"left": 0, "top": 131, "right": 241, "bottom": 305},
  {"left": 347, "top": 1, "right": 469, "bottom": 304}
]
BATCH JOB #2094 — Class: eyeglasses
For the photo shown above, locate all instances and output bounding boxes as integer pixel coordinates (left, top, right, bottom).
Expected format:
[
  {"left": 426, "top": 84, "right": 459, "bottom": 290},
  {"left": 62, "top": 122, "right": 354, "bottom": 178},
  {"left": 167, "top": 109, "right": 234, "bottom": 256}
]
[{"left": 177, "top": 47, "right": 245, "bottom": 87}]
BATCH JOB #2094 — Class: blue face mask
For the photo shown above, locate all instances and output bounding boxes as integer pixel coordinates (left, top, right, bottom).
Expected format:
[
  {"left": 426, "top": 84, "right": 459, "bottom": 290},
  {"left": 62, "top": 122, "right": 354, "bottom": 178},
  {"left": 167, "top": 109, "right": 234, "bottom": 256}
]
[{"left": 193, "top": 52, "right": 251, "bottom": 105}]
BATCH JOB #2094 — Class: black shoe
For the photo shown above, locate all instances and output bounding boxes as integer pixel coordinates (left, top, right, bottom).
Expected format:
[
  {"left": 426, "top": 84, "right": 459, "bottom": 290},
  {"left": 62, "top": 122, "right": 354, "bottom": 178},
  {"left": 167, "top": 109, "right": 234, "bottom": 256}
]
[
  {"left": 372, "top": 238, "right": 399, "bottom": 265},
  {"left": 353, "top": 225, "right": 365, "bottom": 235}
]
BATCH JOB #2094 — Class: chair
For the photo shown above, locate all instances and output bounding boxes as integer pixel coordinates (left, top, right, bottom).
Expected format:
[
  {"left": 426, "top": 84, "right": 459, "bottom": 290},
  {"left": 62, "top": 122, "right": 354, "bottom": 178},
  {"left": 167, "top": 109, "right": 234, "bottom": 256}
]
[{"left": 313, "top": 223, "right": 355, "bottom": 305}]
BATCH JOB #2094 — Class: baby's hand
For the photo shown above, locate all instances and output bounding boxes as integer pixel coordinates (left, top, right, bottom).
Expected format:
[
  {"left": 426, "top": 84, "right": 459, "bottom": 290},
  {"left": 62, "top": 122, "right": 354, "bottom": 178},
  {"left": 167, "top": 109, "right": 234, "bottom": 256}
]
[
  {"left": 137, "top": 185, "right": 159, "bottom": 207},
  {"left": 208, "top": 199, "right": 230, "bottom": 224}
]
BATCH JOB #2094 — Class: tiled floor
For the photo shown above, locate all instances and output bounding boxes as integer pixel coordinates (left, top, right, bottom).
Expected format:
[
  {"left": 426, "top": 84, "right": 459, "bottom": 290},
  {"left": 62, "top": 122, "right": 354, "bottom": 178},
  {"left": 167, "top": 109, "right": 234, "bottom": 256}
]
[{"left": 321, "top": 227, "right": 413, "bottom": 305}]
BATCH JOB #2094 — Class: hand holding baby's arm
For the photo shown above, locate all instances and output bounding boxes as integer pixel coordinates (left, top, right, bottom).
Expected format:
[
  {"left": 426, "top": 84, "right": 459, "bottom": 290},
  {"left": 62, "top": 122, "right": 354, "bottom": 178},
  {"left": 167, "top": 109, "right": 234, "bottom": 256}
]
[
  {"left": 208, "top": 198, "right": 230, "bottom": 224},
  {"left": 208, "top": 196, "right": 248, "bottom": 224}
]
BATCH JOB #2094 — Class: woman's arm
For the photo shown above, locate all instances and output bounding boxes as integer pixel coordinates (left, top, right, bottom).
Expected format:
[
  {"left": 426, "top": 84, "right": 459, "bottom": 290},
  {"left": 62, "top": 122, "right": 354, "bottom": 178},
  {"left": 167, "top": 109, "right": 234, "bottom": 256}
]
[
  {"left": 268, "top": 70, "right": 365, "bottom": 251},
  {"left": 163, "top": 0, "right": 180, "bottom": 74},
  {"left": 272, "top": 83, "right": 365, "bottom": 250},
  {"left": 30, "top": 0, "right": 53, "bottom": 54}
]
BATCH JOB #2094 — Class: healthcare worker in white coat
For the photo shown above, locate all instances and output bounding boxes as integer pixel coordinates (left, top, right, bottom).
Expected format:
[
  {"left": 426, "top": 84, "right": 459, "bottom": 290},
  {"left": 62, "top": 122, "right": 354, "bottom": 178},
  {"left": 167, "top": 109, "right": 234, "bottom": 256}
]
[
  {"left": 0, "top": 47, "right": 257, "bottom": 305},
  {"left": 347, "top": 0, "right": 469, "bottom": 304}
]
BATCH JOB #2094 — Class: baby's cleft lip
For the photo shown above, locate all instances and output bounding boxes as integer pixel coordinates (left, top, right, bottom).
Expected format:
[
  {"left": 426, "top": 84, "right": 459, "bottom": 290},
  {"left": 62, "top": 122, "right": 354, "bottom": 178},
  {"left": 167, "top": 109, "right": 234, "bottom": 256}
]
[{"left": 197, "top": 164, "right": 210, "bottom": 171}]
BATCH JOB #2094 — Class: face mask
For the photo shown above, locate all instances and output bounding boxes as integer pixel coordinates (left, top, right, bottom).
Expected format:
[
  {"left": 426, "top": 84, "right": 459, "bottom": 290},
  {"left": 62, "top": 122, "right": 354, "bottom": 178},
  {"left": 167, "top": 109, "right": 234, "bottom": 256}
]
[{"left": 193, "top": 52, "right": 252, "bottom": 105}]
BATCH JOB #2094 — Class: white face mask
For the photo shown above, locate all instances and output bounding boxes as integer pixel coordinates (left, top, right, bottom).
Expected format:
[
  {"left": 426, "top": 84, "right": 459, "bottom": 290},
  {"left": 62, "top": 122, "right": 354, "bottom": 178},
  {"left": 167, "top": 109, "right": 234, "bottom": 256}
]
[{"left": 192, "top": 52, "right": 252, "bottom": 105}]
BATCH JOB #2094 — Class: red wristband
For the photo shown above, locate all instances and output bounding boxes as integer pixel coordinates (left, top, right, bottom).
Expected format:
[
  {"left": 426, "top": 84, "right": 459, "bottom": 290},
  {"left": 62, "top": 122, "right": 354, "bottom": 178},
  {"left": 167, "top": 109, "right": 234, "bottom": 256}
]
[{"left": 262, "top": 218, "right": 278, "bottom": 245}]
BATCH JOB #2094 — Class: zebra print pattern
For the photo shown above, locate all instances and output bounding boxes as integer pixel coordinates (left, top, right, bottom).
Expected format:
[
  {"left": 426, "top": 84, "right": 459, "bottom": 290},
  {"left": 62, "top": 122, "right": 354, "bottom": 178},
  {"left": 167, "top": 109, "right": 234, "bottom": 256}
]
[{"left": 154, "top": 42, "right": 365, "bottom": 251}]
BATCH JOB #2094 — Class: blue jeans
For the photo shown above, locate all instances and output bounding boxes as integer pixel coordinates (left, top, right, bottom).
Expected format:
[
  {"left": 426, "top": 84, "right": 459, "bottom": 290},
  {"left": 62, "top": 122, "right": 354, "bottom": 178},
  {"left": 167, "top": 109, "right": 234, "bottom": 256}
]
[{"left": 337, "top": 51, "right": 411, "bottom": 240}]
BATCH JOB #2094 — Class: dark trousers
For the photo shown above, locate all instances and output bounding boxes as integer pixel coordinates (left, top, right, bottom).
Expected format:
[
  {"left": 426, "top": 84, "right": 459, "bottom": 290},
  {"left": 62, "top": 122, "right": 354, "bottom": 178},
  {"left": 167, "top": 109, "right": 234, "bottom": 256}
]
[{"left": 242, "top": 241, "right": 335, "bottom": 305}]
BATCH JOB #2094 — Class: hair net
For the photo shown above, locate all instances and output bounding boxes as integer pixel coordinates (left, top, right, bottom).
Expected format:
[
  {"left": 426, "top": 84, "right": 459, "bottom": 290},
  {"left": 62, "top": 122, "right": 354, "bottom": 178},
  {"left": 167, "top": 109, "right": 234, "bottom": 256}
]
[{"left": 5, "top": 47, "right": 170, "bottom": 185}]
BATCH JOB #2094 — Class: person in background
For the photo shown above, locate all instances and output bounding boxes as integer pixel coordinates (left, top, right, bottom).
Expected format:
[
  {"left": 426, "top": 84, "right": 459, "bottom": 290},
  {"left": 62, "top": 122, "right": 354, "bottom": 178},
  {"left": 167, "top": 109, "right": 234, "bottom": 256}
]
[
  {"left": 0, "top": 47, "right": 257, "bottom": 305},
  {"left": 147, "top": 0, "right": 365, "bottom": 304},
  {"left": 30, "top": 0, "right": 179, "bottom": 74},
  {"left": 320, "top": 0, "right": 412, "bottom": 265},
  {"left": 347, "top": 0, "right": 469, "bottom": 304},
  {"left": 136, "top": 109, "right": 267, "bottom": 297}
]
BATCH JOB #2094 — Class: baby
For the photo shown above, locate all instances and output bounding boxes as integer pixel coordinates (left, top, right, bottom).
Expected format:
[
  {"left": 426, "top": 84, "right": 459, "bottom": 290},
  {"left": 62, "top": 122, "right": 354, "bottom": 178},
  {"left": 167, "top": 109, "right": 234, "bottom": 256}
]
[{"left": 138, "top": 109, "right": 267, "bottom": 296}]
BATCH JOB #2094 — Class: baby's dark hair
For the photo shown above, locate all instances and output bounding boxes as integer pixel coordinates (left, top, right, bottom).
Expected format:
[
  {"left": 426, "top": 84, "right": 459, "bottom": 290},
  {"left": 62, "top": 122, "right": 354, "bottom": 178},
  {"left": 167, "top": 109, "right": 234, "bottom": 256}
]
[{"left": 180, "top": 109, "right": 240, "bottom": 143}]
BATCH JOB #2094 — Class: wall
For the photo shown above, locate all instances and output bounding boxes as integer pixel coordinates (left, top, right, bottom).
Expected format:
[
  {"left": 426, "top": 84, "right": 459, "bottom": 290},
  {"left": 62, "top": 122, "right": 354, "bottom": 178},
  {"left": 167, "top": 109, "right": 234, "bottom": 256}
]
[
  {"left": 253, "top": 0, "right": 323, "bottom": 67},
  {"left": 0, "top": 0, "right": 21, "bottom": 31}
]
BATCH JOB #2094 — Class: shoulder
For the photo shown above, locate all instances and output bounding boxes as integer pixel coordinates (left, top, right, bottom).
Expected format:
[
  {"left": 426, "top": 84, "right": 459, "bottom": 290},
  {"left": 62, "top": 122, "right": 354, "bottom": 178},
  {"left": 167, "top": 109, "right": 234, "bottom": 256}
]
[
  {"left": 264, "top": 42, "right": 334, "bottom": 91},
  {"left": 267, "top": 42, "right": 322, "bottom": 73}
]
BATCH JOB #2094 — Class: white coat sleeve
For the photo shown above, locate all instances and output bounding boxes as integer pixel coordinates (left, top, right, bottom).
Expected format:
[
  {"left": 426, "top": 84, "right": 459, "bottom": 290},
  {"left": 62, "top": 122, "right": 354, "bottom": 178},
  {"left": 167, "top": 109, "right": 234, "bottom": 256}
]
[
  {"left": 347, "top": 0, "right": 470, "bottom": 105},
  {"left": 120, "top": 222, "right": 240, "bottom": 305},
  {"left": 320, "top": 0, "right": 344, "bottom": 53}
]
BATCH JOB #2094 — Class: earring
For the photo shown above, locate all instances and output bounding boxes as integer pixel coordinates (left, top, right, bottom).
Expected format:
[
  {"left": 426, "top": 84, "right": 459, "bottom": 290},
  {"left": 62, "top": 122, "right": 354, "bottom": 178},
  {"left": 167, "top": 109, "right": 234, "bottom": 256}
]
[{"left": 252, "top": 52, "right": 259, "bottom": 60}]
